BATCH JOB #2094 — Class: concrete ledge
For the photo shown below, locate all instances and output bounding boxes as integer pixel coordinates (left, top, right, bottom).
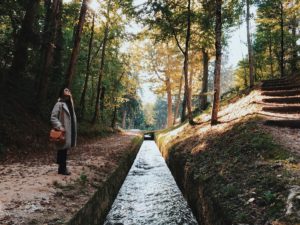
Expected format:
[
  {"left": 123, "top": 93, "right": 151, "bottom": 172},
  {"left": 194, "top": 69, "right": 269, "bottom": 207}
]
[
  {"left": 155, "top": 134, "right": 228, "bottom": 225},
  {"left": 67, "top": 136, "right": 143, "bottom": 225}
]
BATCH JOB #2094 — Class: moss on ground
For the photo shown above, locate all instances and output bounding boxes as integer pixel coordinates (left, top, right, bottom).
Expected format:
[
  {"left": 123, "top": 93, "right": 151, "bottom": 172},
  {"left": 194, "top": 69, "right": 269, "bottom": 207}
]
[
  {"left": 77, "top": 122, "right": 115, "bottom": 139},
  {"left": 160, "top": 118, "right": 299, "bottom": 224}
]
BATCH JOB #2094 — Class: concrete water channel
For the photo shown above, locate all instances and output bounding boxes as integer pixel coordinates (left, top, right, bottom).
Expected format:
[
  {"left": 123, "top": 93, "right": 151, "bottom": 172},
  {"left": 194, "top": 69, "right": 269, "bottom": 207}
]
[{"left": 103, "top": 140, "right": 198, "bottom": 225}]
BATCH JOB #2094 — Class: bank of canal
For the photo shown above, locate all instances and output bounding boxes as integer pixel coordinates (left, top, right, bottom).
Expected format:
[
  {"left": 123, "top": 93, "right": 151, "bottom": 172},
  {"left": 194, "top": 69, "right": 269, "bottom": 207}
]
[{"left": 104, "top": 141, "right": 198, "bottom": 225}]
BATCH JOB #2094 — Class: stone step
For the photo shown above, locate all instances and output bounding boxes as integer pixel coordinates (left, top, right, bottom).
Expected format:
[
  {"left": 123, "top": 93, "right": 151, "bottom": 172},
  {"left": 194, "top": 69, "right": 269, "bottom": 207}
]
[
  {"left": 262, "top": 97, "right": 300, "bottom": 104},
  {"left": 262, "top": 75, "right": 298, "bottom": 84},
  {"left": 262, "top": 81, "right": 294, "bottom": 87},
  {"left": 262, "top": 106, "right": 300, "bottom": 114},
  {"left": 264, "top": 120, "right": 300, "bottom": 129},
  {"left": 262, "top": 77, "right": 289, "bottom": 82},
  {"left": 261, "top": 84, "right": 300, "bottom": 91},
  {"left": 262, "top": 76, "right": 300, "bottom": 86},
  {"left": 261, "top": 89, "right": 300, "bottom": 97}
]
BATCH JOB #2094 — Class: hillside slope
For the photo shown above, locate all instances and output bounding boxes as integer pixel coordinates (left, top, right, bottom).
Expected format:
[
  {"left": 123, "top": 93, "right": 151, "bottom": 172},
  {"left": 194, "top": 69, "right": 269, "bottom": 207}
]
[{"left": 156, "top": 89, "right": 300, "bottom": 225}]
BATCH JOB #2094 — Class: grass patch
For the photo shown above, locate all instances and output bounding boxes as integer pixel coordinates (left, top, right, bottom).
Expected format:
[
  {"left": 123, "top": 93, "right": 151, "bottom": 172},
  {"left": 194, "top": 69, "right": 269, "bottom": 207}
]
[
  {"left": 78, "top": 122, "right": 114, "bottom": 138},
  {"left": 262, "top": 190, "right": 277, "bottom": 204},
  {"left": 165, "top": 118, "right": 298, "bottom": 224},
  {"left": 131, "top": 135, "right": 143, "bottom": 146},
  {"left": 79, "top": 172, "right": 88, "bottom": 185}
]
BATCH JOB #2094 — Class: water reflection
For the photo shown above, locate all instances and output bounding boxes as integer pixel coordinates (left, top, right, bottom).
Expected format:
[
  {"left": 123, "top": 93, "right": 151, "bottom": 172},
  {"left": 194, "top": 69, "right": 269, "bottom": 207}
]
[{"left": 103, "top": 141, "right": 198, "bottom": 225}]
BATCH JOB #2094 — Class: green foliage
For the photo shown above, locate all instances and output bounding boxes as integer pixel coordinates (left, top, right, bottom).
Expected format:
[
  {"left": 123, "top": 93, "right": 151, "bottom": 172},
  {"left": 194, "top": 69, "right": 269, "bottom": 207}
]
[
  {"left": 78, "top": 122, "right": 113, "bottom": 138},
  {"left": 153, "top": 97, "right": 168, "bottom": 129},
  {"left": 234, "top": 0, "right": 299, "bottom": 85},
  {"left": 0, "top": 0, "right": 147, "bottom": 139},
  {"left": 79, "top": 172, "right": 88, "bottom": 185},
  {"left": 263, "top": 190, "right": 276, "bottom": 204},
  {"left": 222, "top": 184, "right": 239, "bottom": 198},
  {"left": 236, "top": 212, "right": 248, "bottom": 222},
  {"left": 165, "top": 118, "right": 296, "bottom": 223}
]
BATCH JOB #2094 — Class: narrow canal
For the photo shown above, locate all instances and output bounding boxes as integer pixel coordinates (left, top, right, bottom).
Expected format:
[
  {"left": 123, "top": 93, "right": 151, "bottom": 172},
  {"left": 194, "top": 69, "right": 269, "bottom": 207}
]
[{"left": 104, "top": 141, "right": 198, "bottom": 225}]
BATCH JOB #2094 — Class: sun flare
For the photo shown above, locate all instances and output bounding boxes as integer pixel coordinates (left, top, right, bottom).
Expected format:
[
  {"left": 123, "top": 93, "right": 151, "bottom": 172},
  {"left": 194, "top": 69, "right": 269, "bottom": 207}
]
[
  {"left": 88, "top": 0, "right": 100, "bottom": 12},
  {"left": 63, "top": 0, "right": 100, "bottom": 12}
]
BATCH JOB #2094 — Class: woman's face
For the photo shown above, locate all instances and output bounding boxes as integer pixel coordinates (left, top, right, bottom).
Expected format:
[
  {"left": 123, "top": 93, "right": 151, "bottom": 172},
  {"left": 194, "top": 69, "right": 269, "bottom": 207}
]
[{"left": 64, "top": 88, "right": 71, "bottom": 97}]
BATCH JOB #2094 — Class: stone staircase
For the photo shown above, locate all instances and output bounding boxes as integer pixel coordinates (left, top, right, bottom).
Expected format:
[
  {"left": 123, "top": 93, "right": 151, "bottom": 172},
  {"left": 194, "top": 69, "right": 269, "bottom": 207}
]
[{"left": 261, "top": 76, "right": 300, "bottom": 129}]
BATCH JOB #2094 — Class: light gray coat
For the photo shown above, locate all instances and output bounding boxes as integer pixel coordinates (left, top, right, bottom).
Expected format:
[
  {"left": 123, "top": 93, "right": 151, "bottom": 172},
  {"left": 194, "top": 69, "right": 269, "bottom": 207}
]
[{"left": 50, "top": 101, "right": 77, "bottom": 149}]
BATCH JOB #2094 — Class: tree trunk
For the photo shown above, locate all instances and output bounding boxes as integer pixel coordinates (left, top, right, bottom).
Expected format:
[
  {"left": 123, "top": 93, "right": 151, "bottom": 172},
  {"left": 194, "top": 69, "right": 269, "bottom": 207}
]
[
  {"left": 92, "top": 24, "right": 109, "bottom": 124},
  {"left": 52, "top": 0, "right": 63, "bottom": 84},
  {"left": 279, "top": 1, "right": 285, "bottom": 77},
  {"left": 211, "top": 0, "right": 222, "bottom": 126},
  {"left": 110, "top": 72, "right": 125, "bottom": 128},
  {"left": 181, "top": 94, "right": 187, "bottom": 123},
  {"left": 291, "top": 15, "right": 298, "bottom": 75},
  {"left": 122, "top": 109, "right": 127, "bottom": 128},
  {"left": 200, "top": 48, "right": 209, "bottom": 110},
  {"left": 90, "top": 76, "right": 95, "bottom": 108},
  {"left": 246, "top": 0, "right": 254, "bottom": 87},
  {"left": 64, "top": 0, "right": 89, "bottom": 88},
  {"left": 243, "top": 60, "right": 248, "bottom": 88},
  {"left": 79, "top": 13, "right": 95, "bottom": 120},
  {"left": 268, "top": 30, "right": 274, "bottom": 77},
  {"left": 8, "top": 0, "right": 40, "bottom": 84},
  {"left": 166, "top": 76, "right": 173, "bottom": 127},
  {"left": 100, "top": 85, "right": 106, "bottom": 122},
  {"left": 37, "top": 0, "right": 62, "bottom": 104},
  {"left": 174, "top": 74, "right": 183, "bottom": 124},
  {"left": 189, "top": 53, "right": 194, "bottom": 103},
  {"left": 35, "top": 0, "right": 51, "bottom": 90},
  {"left": 92, "top": 0, "right": 111, "bottom": 124},
  {"left": 183, "top": 0, "right": 194, "bottom": 124},
  {"left": 111, "top": 106, "right": 117, "bottom": 129}
]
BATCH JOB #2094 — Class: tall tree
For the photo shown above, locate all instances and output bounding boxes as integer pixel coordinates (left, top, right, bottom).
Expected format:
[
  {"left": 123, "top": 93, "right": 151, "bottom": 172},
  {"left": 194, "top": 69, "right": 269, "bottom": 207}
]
[
  {"left": 92, "top": 0, "right": 111, "bottom": 124},
  {"left": 199, "top": 48, "right": 209, "bottom": 110},
  {"left": 181, "top": 0, "right": 194, "bottom": 124},
  {"left": 139, "top": 0, "right": 195, "bottom": 124},
  {"left": 246, "top": 0, "right": 254, "bottom": 87},
  {"left": 64, "top": 0, "right": 90, "bottom": 88},
  {"left": 211, "top": 0, "right": 222, "bottom": 125},
  {"left": 267, "top": 27, "right": 274, "bottom": 76},
  {"left": 145, "top": 41, "right": 178, "bottom": 128},
  {"left": 291, "top": 1, "right": 300, "bottom": 74},
  {"left": 79, "top": 12, "right": 95, "bottom": 120},
  {"left": 197, "top": 0, "right": 215, "bottom": 111},
  {"left": 51, "top": 0, "right": 63, "bottom": 89},
  {"left": 7, "top": 0, "right": 40, "bottom": 85},
  {"left": 279, "top": 0, "right": 285, "bottom": 77},
  {"left": 37, "top": 0, "right": 62, "bottom": 104},
  {"left": 173, "top": 74, "right": 183, "bottom": 124}
]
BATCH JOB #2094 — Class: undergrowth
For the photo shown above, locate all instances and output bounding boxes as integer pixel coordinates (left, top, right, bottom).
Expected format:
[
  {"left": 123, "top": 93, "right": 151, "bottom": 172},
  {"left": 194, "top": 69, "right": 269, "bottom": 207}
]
[
  {"left": 163, "top": 118, "right": 299, "bottom": 224},
  {"left": 78, "top": 122, "right": 115, "bottom": 139}
]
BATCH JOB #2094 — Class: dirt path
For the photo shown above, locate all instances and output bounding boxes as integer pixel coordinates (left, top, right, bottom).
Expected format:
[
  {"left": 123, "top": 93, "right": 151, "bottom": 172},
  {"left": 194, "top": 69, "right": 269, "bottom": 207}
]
[
  {"left": 260, "top": 124, "right": 300, "bottom": 157},
  {"left": 0, "top": 131, "right": 141, "bottom": 225}
]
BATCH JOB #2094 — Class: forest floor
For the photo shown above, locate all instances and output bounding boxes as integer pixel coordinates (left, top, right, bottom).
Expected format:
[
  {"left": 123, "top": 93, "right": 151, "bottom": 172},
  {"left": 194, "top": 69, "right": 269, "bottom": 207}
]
[
  {"left": 157, "top": 89, "right": 300, "bottom": 224},
  {"left": 0, "top": 131, "right": 141, "bottom": 225}
]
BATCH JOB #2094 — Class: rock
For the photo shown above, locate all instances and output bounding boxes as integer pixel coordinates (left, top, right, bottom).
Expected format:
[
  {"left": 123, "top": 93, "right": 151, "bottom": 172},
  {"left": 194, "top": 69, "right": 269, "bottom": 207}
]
[
  {"left": 54, "top": 190, "right": 63, "bottom": 197},
  {"left": 272, "top": 163, "right": 283, "bottom": 169},
  {"left": 247, "top": 197, "right": 255, "bottom": 203},
  {"left": 286, "top": 185, "right": 300, "bottom": 217}
]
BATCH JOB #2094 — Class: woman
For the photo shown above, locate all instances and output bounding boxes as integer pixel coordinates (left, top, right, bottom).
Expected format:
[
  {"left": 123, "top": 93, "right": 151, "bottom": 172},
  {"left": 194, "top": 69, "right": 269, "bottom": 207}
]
[{"left": 50, "top": 87, "right": 77, "bottom": 175}]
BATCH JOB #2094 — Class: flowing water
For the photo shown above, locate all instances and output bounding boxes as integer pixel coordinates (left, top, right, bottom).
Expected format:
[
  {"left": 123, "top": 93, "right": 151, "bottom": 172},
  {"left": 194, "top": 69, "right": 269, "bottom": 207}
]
[{"left": 103, "top": 141, "right": 198, "bottom": 225}]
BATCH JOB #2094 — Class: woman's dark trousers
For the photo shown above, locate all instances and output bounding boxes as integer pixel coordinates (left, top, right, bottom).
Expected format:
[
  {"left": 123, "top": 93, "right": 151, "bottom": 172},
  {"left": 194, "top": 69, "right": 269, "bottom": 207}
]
[{"left": 57, "top": 149, "right": 68, "bottom": 174}]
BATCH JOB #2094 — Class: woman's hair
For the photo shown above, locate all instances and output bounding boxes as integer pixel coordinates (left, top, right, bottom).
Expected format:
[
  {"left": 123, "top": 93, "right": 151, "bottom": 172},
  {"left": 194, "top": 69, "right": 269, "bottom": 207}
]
[{"left": 58, "top": 86, "right": 69, "bottom": 98}]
